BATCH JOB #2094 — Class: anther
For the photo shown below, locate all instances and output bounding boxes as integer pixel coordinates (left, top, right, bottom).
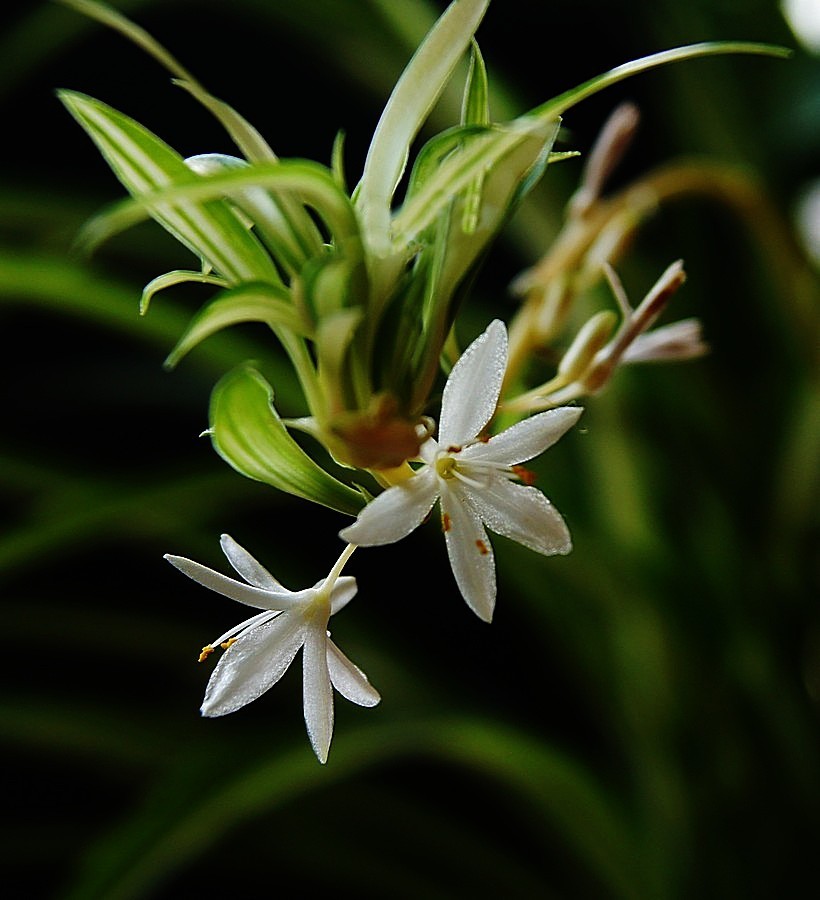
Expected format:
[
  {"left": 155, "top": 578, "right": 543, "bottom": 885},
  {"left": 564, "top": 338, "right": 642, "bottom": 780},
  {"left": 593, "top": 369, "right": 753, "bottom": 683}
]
[
  {"left": 220, "top": 638, "right": 237, "bottom": 650},
  {"left": 512, "top": 465, "right": 537, "bottom": 485},
  {"left": 475, "top": 539, "right": 489, "bottom": 556},
  {"left": 442, "top": 512, "right": 452, "bottom": 532},
  {"left": 198, "top": 645, "right": 214, "bottom": 663}
]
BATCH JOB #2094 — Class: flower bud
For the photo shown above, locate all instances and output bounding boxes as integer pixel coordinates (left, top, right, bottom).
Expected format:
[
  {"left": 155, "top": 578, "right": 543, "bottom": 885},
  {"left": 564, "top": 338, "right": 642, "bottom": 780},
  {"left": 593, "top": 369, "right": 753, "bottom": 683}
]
[{"left": 558, "top": 310, "right": 618, "bottom": 381}]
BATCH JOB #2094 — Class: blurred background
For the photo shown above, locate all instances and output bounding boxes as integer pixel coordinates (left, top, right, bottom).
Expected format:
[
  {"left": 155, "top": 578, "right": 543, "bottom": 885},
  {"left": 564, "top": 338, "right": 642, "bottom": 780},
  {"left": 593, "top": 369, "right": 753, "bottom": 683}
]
[{"left": 1, "top": 1, "right": 817, "bottom": 897}]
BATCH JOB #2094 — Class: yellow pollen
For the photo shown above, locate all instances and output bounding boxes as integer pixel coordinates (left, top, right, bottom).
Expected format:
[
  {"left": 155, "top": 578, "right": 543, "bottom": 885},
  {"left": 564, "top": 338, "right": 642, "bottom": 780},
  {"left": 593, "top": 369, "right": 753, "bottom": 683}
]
[
  {"left": 220, "top": 638, "right": 237, "bottom": 650},
  {"left": 198, "top": 645, "right": 214, "bottom": 663},
  {"left": 475, "top": 539, "right": 489, "bottom": 556},
  {"left": 436, "top": 456, "right": 458, "bottom": 479}
]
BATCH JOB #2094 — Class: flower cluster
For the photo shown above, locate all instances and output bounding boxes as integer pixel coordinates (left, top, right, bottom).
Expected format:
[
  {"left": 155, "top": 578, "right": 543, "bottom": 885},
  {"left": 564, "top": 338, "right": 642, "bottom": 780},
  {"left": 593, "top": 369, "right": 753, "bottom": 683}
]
[{"left": 60, "top": 0, "right": 786, "bottom": 760}]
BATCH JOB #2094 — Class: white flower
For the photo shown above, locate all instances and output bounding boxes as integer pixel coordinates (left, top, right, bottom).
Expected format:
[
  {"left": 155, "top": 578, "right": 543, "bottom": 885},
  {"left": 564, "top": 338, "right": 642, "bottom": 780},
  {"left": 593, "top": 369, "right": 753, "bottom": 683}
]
[
  {"left": 165, "top": 536, "right": 379, "bottom": 763},
  {"left": 340, "top": 320, "right": 582, "bottom": 622}
]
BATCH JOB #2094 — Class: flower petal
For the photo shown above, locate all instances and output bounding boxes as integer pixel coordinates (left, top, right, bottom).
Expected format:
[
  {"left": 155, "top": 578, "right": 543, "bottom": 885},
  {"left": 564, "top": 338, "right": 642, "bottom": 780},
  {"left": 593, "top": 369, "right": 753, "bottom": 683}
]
[
  {"left": 201, "top": 613, "right": 307, "bottom": 716},
  {"left": 439, "top": 319, "right": 507, "bottom": 447},
  {"left": 339, "top": 467, "right": 439, "bottom": 546},
  {"left": 465, "top": 478, "right": 572, "bottom": 556},
  {"left": 441, "top": 485, "right": 496, "bottom": 622},
  {"left": 330, "top": 575, "right": 358, "bottom": 615},
  {"left": 219, "top": 534, "right": 287, "bottom": 591},
  {"left": 327, "top": 638, "right": 381, "bottom": 707},
  {"left": 165, "top": 554, "right": 297, "bottom": 611},
  {"left": 303, "top": 626, "right": 334, "bottom": 764},
  {"left": 461, "top": 406, "right": 583, "bottom": 466}
]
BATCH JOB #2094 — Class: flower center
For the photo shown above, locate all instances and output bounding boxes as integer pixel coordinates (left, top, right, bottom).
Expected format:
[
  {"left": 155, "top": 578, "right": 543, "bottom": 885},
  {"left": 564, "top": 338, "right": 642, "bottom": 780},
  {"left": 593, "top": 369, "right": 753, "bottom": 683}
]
[
  {"left": 304, "top": 588, "right": 332, "bottom": 626},
  {"left": 435, "top": 455, "right": 458, "bottom": 480}
]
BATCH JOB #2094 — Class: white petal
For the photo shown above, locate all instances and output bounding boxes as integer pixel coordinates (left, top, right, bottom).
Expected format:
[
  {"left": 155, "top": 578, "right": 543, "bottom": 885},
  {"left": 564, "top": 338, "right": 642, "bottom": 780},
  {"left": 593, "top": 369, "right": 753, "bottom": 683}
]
[
  {"left": 441, "top": 485, "right": 496, "bottom": 622},
  {"left": 303, "top": 626, "right": 334, "bottom": 764},
  {"left": 461, "top": 406, "right": 583, "bottom": 466},
  {"left": 465, "top": 478, "right": 572, "bottom": 556},
  {"left": 327, "top": 638, "right": 381, "bottom": 707},
  {"left": 339, "top": 467, "right": 439, "bottom": 546},
  {"left": 201, "top": 613, "right": 307, "bottom": 716},
  {"left": 439, "top": 319, "right": 507, "bottom": 447},
  {"left": 330, "top": 576, "right": 358, "bottom": 616},
  {"left": 165, "top": 554, "right": 296, "bottom": 611},
  {"left": 219, "top": 534, "right": 287, "bottom": 590}
]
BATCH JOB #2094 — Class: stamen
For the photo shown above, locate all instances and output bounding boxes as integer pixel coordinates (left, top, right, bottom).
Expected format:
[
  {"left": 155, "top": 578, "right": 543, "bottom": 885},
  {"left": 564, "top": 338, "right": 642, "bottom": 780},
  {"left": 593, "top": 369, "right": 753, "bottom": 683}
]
[
  {"left": 475, "top": 539, "right": 490, "bottom": 556},
  {"left": 452, "top": 468, "right": 488, "bottom": 490},
  {"left": 220, "top": 638, "right": 237, "bottom": 650},
  {"left": 457, "top": 456, "right": 510, "bottom": 475},
  {"left": 198, "top": 645, "right": 214, "bottom": 663},
  {"left": 209, "top": 610, "right": 275, "bottom": 649},
  {"left": 512, "top": 465, "right": 537, "bottom": 485}
]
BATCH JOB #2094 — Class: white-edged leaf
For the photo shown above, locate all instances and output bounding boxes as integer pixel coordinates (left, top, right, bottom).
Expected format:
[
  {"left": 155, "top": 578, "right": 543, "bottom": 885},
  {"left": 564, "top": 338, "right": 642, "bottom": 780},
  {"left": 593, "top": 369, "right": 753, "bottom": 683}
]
[
  {"left": 210, "top": 366, "right": 365, "bottom": 516},
  {"left": 164, "top": 283, "right": 309, "bottom": 369},
  {"left": 59, "top": 90, "right": 279, "bottom": 284},
  {"left": 355, "top": 0, "right": 490, "bottom": 253},
  {"left": 185, "top": 153, "right": 322, "bottom": 276},
  {"left": 140, "top": 269, "right": 228, "bottom": 316},
  {"left": 392, "top": 117, "right": 556, "bottom": 245},
  {"left": 71, "top": 155, "right": 360, "bottom": 260}
]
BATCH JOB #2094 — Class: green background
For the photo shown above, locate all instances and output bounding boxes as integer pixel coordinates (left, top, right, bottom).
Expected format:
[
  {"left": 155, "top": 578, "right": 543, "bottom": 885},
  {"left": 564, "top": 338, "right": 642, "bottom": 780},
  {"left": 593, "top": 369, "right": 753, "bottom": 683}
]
[{"left": 1, "top": 1, "right": 817, "bottom": 897}]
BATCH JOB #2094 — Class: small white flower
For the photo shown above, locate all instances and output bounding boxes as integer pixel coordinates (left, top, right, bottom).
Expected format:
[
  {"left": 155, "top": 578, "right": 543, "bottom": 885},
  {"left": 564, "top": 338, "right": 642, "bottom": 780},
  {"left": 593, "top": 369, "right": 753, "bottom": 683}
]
[
  {"left": 340, "top": 320, "right": 582, "bottom": 622},
  {"left": 165, "top": 537, "right": 379, "bottom": 764}
]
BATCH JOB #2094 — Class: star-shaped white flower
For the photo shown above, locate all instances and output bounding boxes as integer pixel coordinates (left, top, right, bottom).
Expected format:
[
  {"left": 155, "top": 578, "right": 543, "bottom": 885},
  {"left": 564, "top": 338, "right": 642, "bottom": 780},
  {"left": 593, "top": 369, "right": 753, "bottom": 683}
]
[
  {"left": 165, "top": 536, "right": 379, "bottom": 763},
  {"left": 340, "top": 320, "right": 582, "bottom": 622}
]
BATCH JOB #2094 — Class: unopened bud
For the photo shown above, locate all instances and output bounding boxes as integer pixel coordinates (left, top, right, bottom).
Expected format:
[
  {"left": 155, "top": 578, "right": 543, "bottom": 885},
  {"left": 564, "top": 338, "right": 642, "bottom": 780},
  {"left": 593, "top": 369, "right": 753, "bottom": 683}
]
[
  {"left": 569, "top": 102, "right": 641, "bottom": 219},
  {"left": 558, "top": 310, "right": 618, "bottom": 381}
]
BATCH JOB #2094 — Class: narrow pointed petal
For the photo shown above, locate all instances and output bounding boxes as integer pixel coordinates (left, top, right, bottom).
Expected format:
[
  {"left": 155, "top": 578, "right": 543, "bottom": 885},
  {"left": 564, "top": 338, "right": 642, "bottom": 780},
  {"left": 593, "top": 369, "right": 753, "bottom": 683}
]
[
  {"left": 339, "top": 468, "right": 438, "bottom": 546},
  {"left": 201, "top": 613, "right": 307, "bottom": 716},
  {"left": 165, "top": 554, "right": 296, "bottom": 611},
  {"left": 439, "top": 319, "right": 508, "bottom": 447},
  {"left": 329, "top": 576, "right": 358, "bottom": 615},
  {"left": 220, "top": 534, "right": 286, "bottom": 590},
  {"left": 462, "top": 406, "right": 583, "bottom": 466},
  {"left": 327, "top": 638, "right": 381, "bottom": 707},
  {"left": 465, "top": 478, "right": 572, "bottom": 556},
  {"left": 441, "top": 486, "right": 496, "bottom": 622},
  {"left": 303, "top": 627, "right": 334, "bottom": 764}
]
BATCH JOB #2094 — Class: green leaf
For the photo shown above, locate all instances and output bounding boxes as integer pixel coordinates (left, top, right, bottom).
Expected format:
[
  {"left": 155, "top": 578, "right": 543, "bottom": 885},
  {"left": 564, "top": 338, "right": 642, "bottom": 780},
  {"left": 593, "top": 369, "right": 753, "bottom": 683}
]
[
  {"left": 73, "top": 157, "right": 360, "bottom": 262},
  {"left": 61, "top": 718, "right": 637, "bottom": 900},
  {"left": 461, "top": 40, "right": 490, "bottom": 127},
  {"left": 59, "top": 90, "right": 280, "bottom": 285},
  {"left": 355, "top": 0, "right": 490, "bottom": 253},
  {"left": 527, "top": 41, "right": 792, "bottom": 123},
  {"left": 140, "top": 269, "right": 228, "bottom": 316},
  {"left": 58, "top": 2, "right": 278, "bottom": 163},
  {"left": 392, "top": 117, "right": 557, "bottom": 245},
  {"left": 209, "top": 366, "right": 365, "bottom": 515},
  {"left": 164, "top": 283, "right": 309, "bottom": 370}
]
